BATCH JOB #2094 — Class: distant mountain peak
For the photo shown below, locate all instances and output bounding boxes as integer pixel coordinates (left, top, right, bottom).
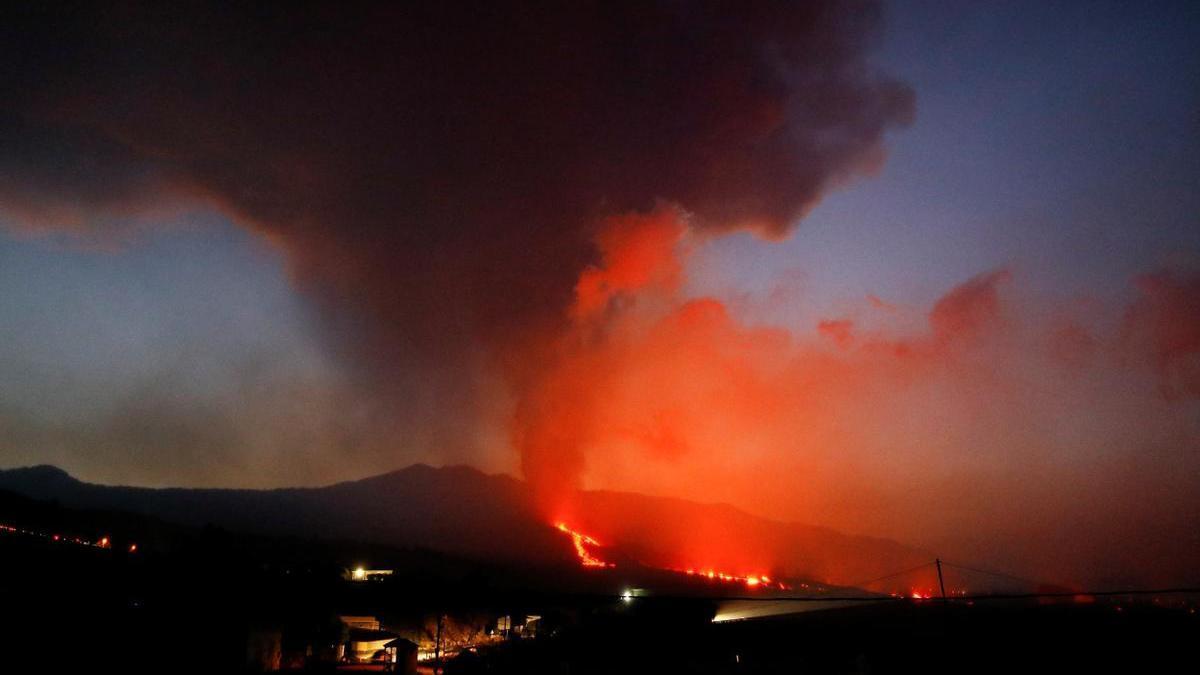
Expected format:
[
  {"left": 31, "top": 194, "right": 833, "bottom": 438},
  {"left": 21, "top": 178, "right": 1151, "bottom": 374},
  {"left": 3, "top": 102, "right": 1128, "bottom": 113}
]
[
  {"left": 337, "top": 462, "right": 522, "bottom": 489},
  {"left": 0, "top": 464, "right": 76, "bottom": 483}
]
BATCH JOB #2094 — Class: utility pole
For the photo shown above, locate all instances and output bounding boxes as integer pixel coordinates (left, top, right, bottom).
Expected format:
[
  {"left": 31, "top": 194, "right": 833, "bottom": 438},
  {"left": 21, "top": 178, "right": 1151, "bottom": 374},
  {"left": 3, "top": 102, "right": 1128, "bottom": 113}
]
[
  {"left": 935, "top": 558, "right": 947, "bottom": 601},
  {"left": 436, "top": 612, "right": 446, "bottom": 672}
]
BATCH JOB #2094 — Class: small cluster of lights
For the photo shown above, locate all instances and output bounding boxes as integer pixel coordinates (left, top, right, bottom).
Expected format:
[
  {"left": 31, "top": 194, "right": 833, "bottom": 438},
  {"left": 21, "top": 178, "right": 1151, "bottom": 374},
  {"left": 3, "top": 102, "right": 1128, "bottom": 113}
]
[
  {"left": 348, "top": 566, "right": 394, "bottom": 582},
  {"left": 0, "top": 521, "right": 136, "bottom": 553}
]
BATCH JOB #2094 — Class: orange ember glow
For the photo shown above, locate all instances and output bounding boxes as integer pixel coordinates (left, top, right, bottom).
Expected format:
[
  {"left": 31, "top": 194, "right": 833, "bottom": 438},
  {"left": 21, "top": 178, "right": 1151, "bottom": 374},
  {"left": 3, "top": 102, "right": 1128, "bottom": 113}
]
[
  {"left": 671, "top": 566, "right": 788, "bottom": 590},
  {"left": 555, "top": 523, "right": 615, "bottom": 568}
]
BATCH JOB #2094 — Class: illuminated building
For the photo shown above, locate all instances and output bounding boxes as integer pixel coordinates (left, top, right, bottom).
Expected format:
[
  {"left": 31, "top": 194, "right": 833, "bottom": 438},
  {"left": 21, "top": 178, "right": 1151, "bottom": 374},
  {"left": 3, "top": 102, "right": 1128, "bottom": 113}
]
[{"left": 344, "top": 566, "right": 394, "bottom": 582}]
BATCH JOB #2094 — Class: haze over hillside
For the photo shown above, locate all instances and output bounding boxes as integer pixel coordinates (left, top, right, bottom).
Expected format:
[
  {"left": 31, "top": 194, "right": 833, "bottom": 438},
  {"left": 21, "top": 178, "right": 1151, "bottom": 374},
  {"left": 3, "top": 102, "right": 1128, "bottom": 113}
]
[{"left": 0, "top": 463, "right": 931, "bottom": 588}]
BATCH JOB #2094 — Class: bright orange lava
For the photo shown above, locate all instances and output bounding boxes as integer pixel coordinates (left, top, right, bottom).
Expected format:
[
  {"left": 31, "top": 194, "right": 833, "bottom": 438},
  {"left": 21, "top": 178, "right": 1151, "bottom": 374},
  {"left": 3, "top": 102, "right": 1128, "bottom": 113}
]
[
  {"left": 555, "top": 523, "right": 615, "bottom": 568},
  {"left": 674, "top": 566, "right": 789, "bottom": 590},
  {"left": 553, "top": 523, "right": 788, "bottom": 589}
]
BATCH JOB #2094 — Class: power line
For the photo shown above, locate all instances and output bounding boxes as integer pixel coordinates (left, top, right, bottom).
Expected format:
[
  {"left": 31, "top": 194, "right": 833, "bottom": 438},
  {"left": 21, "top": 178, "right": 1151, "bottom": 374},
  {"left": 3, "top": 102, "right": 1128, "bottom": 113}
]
[
  {"left": 846, "top": 561, "right": 937, "bottom": 589},
  {"left": 547, "top": 586, "right": 1200, "bottom": 604},
  {"left": 900, "top": 587, "right": 1200, "bottom": 602},
  {"left": 939, "top": 560, "right": 1045, "bottom": 588}
]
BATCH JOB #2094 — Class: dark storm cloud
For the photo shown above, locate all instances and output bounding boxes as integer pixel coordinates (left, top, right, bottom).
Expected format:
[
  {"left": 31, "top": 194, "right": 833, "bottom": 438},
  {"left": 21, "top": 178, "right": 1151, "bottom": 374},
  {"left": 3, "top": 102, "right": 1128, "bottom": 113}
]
[
  {"left": 0, "top": 1, "right": 912, "bottom": 399},
  {"left": 0, "top": 112, "right": 188, "bottom": 233}
]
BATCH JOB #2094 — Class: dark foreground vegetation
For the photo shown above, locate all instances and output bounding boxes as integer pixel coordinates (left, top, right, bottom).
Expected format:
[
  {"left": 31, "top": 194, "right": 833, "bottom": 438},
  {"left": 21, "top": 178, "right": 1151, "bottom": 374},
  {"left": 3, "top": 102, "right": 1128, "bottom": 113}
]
[
  {"left": 446, "top": 599, "right": 1199, "bottom": 674},
  {"left": 1, "top": 489, "right": 1195, "bottom": 674}
]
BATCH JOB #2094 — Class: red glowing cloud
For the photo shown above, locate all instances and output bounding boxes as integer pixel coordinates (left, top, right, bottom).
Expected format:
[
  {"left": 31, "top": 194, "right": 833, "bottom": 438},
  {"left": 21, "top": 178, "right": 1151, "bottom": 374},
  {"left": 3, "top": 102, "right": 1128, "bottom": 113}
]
[
  {"left": 818, "top": 319, "right": 856, "bottom": 348},
  {"left": 515, "top": 210, "right": 1200, "bottom": 589},
  {"left": 573, "top": 208, "right": 688, "bottom": 320},
  {"left": 1124, "top": 270, "right": 1200, "bottom": 399}
]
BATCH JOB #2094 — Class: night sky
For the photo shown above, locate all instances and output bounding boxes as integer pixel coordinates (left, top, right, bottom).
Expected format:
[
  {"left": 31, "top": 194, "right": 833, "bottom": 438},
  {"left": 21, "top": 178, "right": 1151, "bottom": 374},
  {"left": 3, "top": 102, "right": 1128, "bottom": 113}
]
[{"left": 1, "top": 1, "right": 1197, "bottom": 585}]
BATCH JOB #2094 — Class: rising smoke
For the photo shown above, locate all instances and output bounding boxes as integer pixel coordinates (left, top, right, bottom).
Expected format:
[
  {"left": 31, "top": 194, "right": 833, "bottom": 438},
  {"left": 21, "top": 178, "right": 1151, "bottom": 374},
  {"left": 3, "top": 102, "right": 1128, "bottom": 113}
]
[{"left": 1, "top": 2, "right": 1196, "bottom": 587}]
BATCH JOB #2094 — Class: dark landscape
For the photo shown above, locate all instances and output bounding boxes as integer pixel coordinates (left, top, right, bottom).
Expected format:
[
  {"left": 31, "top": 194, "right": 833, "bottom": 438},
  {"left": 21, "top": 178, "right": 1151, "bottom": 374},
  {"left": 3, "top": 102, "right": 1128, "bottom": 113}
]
[{"left": 2, "top": 467, "right": 1197, "bottom": 673}]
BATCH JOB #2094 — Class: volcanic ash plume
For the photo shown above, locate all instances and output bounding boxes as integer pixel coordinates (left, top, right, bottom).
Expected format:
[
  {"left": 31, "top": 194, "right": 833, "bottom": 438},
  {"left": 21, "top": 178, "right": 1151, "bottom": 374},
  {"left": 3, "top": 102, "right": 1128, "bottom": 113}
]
[{"left": 0, "top": 2, "right": 913, "bottom": 484}]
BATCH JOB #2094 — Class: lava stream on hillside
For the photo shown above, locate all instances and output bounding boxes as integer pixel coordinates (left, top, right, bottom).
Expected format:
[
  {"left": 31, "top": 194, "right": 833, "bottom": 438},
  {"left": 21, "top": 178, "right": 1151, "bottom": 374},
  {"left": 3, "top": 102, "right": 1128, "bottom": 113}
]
[{"left": 554, "top": 521, "right": 790, "bottom": 590}]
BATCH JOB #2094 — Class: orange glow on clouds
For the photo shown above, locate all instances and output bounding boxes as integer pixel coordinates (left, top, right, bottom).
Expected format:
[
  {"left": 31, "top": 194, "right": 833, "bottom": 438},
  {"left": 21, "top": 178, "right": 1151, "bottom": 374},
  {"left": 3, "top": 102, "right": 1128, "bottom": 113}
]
[
  {"left": 519, "top": 208, "right": 1200, "bottom": 590},
  {"left": 572, "top": 207, "right": 688, "bottom": 321}
]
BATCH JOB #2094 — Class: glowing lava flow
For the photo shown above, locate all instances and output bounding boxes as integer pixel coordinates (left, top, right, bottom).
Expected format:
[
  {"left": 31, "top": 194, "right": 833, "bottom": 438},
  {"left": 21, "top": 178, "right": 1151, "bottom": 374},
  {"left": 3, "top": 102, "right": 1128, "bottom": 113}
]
[
  {"left": 678, "top": 567, "right": 791, "bottom": 590},
  {"left": 552, "top": 523, "right": 790, "bottom": 589},
  {"left": 555, "top": 523, "right": 615, "bottom": 568}
]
